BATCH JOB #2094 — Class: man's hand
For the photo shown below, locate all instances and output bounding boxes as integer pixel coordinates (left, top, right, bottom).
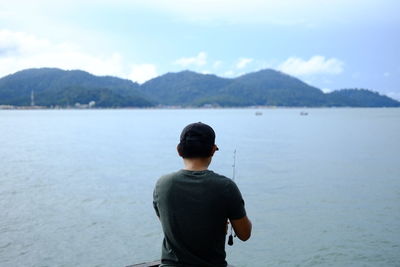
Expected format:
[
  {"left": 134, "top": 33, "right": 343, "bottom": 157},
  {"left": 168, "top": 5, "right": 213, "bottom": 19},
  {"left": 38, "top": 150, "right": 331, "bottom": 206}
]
[{"left": 230, "top": 216, "right": 252, "bottom": 241}]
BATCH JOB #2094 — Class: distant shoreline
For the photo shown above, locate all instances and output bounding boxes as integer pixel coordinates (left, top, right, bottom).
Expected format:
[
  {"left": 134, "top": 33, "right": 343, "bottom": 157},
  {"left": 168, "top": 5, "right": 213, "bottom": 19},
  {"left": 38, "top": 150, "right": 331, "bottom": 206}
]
[
  {"left": 2, "top": 68, "right": 399, "bottom": 109},
  {"left": 1, "top": 105, "right": 399, "bottom": 110}
]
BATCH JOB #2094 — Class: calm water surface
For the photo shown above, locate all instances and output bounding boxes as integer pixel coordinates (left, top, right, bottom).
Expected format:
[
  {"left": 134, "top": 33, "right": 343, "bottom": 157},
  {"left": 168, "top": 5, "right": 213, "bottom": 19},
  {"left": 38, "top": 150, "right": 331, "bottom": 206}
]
[{"left": 0, "top": 108, "right": 399, "bottom": 267}]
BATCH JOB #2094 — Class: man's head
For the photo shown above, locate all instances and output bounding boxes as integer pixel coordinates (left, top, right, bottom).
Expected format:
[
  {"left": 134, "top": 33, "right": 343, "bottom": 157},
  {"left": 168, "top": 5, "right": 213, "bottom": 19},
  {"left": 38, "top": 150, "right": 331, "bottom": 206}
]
[{"left": 177, "top": 122, "right": 218, "bottom": 159}]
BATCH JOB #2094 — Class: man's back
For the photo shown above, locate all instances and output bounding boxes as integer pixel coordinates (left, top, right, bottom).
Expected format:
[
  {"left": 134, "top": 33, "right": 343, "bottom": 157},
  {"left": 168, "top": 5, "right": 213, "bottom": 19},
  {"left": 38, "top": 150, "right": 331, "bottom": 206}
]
[{"left": 153, "top": 169, "right": 246, "bottom": 267}]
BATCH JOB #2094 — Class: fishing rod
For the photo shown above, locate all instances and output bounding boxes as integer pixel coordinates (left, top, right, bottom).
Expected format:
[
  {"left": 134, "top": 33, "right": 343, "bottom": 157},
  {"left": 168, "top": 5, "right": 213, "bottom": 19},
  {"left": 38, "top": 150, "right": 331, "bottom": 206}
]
[{"left": 228, "top": 149, "right": 236, "bottom": 246}]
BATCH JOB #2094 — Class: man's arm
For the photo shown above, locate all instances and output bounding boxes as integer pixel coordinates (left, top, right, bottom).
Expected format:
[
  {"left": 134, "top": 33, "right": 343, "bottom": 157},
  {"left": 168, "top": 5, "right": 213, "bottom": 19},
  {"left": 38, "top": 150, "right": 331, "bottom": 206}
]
[
  {"left": 225, "top": 179, "right": 251, "bottom": 241},
  {"left": 153, "top": 185, "right": 160, "bottom": 218},
  {"left": 230, "top": 216, "right": 252, "bottom": 241}
]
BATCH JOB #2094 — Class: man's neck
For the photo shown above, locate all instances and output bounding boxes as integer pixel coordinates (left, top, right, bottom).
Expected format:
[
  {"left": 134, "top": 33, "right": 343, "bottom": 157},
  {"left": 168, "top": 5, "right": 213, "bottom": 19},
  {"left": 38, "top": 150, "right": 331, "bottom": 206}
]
[{"left": 183, "top": 158, "right": 210, "bottom": 171}]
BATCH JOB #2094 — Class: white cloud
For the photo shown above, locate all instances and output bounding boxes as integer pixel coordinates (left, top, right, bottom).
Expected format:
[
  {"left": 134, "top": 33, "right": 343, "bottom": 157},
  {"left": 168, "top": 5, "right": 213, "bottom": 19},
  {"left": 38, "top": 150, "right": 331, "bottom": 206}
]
[
  {"left": 278, "top": 55, "right": 344, "bottom": 76},
  {"left": 0, "top": 29, "right": 156, "bottom": 83},
  {"left": 129, "top": 64, "right": 157, "bottom": 84},
  {"left": 174, "top": 52, "right": 207, "bottom": 67},
  {"left": 0, "top": 30, "right": 122, "bottom": 77},
  {"left": 322, "top": 88, "right": 332, "bottom": 93},
  {"left": 113, "top": 0, "right": 398, "bottom": 26},
  {"left": 2, "top": 0, "right": 398, "bottom": 40},
  {"left": 236, "top": 58, "right": 253, "bottom": 69},
  {"left": 384, "top": 72, "right": 390, "bottom": 77}
]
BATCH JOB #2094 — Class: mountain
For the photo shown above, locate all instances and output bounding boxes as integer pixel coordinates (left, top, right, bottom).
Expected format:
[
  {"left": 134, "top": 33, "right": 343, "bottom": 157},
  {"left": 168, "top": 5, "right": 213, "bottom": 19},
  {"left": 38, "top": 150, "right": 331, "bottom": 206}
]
[
  {"left": 325, "top": 89, "right": 400, "bottom": 107},
  {"left": 141, "top": 69, "right": 400, "bottom": 107},
  {"left": 0, "top": 68, "right": 153, "bottom": 107},
  {"left": 213, "top": 69, "right": 327, "bottom": 106},
  {"left": 141, "top": 69, "right": 328, "bottom": 106},
  {"left": 140, "top": 70, "right": 232, "bottom": 106},
  {"left": 0, "top": 68, "right": 399, "bottom": 108}
]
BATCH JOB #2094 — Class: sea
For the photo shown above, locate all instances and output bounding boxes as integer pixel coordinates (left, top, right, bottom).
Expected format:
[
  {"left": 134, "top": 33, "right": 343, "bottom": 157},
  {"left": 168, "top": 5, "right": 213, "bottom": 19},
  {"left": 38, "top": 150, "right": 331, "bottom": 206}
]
[{"left": 0, "top": 108, "right": 399, "bottom": 267}]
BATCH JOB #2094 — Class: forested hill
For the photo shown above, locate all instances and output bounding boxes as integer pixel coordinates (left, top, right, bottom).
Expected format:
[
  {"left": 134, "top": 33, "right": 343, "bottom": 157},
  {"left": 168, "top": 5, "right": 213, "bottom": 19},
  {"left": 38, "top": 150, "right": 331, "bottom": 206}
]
[
  {"left": 0, "top": 68, "right": 152, "bottom": 107},
  {"left": 324, "top": 89, "right": 400, "bottom": 107},
  {"left": 0, "top": 68, "right": 399, "bottom": 108},
  {"left": 140, "top": 70, "right": 232, "bottom": 106},
  {"left": 140, "top": 69, "right": 399, "bottom": 107}
]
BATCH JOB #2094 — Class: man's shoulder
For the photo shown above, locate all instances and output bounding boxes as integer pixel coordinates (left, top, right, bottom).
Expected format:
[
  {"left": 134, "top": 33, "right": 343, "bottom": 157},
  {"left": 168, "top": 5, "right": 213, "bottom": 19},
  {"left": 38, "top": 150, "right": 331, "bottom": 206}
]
[
  {"left": 208, "top": 171, "right": 242, "bottom": 198},
  {"left": 156, "top": 170, "right": 182, "bottom": 185},
  {"left": 161, "top": 170, "right": 182, "bottom": 179},
  {"left": 208, "top": 170, "right": 233, "bottom": 184},
  {"left": 155, "top": 169, "right": 235, "bottom": 189}
]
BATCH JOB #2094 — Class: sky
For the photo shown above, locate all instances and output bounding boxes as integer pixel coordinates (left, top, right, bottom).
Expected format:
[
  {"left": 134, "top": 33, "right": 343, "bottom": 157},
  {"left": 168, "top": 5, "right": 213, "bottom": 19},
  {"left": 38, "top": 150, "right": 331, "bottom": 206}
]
[{"left": 0, "top": 0, "right": 399, "bottom": 99}]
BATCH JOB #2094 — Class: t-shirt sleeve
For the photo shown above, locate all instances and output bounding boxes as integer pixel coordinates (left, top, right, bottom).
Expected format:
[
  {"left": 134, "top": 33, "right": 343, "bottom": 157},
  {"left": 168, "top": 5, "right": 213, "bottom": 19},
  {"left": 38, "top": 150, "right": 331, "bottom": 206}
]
[
  {"left": 226, "top": 180, "right": 247, "bottom": 220},
  {"left": 153, "top": 185, "right": 160, "bottom": 217}
]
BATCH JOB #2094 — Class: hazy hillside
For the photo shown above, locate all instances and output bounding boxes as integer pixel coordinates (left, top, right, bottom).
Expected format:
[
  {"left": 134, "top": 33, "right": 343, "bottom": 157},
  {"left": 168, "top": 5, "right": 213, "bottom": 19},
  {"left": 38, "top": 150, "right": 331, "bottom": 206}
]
[
  {"left": 140, "top": 70, "right": 232, "bottom": 105},
  {"left": 216, "top": 69, "right": 327, "bottom": 106},
  {"left": 325, "top": 89, "right": 400, "bottom": 107},
  {"left": 0, "top": 68, "right": 152, "bottom": 107},
  {"left": 0, "top": 68, "right": 399, "bottom": 108},
  {"left": 140, "top": 69, "right": 329, "bottom": 106}
]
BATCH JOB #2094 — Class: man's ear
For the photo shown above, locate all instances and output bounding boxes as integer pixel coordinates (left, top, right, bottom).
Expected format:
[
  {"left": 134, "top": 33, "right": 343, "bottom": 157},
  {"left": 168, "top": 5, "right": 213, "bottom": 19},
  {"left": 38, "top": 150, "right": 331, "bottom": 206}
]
[
  {"left": 210, "top": 145, "right": 218, "bottom": 156},
  {"left": 177, "top": 144, "right": 183, "bottom": 157}
]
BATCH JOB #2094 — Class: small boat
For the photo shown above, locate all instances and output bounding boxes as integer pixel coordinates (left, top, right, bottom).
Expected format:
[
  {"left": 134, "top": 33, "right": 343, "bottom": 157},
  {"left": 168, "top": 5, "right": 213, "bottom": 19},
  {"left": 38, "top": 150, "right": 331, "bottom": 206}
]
[
  {"left": 255, "top": 111, "right": 263, "bottom": 116},
  {"left": 127, "top": 260, "right": 235, "bottom": 267},
  {"left": 126, "top": 260, "right": 161, "bottom": 267},
  {"left": 300, "top": 111, "right": 308, "bottom": 116}
]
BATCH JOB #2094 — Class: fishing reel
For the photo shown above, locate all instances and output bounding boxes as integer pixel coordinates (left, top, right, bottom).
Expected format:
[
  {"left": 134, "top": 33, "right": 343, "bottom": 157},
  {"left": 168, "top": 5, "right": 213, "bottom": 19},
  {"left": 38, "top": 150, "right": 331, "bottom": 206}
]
[
  {"left": 228, "top": 234, "right": 234, "bottom": 246},
  {"left": 228, "top": 225, "right": 236, "bottom": 246}
]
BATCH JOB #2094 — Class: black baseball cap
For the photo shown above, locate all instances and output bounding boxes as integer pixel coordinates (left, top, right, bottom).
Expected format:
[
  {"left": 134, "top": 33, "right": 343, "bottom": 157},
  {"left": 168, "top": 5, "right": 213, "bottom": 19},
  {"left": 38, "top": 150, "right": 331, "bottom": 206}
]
[{"left": 178, "top": 122, "right": 218, "bottom": 158}]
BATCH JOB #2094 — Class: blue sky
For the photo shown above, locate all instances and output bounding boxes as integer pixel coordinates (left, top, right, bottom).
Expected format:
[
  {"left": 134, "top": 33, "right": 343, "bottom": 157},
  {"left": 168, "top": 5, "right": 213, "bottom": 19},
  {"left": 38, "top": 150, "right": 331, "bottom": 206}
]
[{"left": 1, "top": 0, "right": 399, "bottom": 99}]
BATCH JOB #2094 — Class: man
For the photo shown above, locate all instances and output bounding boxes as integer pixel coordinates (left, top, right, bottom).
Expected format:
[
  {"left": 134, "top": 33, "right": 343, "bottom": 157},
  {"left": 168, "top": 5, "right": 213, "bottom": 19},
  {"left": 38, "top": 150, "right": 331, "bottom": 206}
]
[{"left": 153, "top": 122, "right": 252, "bottom": 267}]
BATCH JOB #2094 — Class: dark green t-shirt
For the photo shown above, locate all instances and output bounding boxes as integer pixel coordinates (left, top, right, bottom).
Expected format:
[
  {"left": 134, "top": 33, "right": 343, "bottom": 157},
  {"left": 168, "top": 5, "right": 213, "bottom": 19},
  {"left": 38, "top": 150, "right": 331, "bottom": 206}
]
[{"left": 153, "top": 169, "right": 246, "bottom": 267}]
